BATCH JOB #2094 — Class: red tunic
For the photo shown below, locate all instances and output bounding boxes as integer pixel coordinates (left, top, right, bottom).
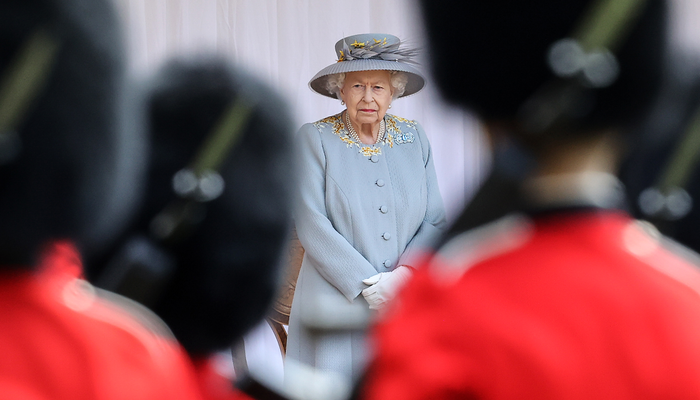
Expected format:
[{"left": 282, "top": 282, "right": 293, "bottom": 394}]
[
  {"left": 191, "top": 355, "right": 254, "bottom": 400},
  {"left": 0, "top": 241, "right": 205, "bottom": 400},
  {"left": 362, "top": 211, "right": 700, "bottom": 399}
]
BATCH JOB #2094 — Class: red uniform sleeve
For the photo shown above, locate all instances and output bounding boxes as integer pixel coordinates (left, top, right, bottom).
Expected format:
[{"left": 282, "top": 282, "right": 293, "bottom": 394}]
[
  {"left": 360, "top": 266, "right": 479, "bottom": 400},
  {"left": 0, "top": 242, "right": 207, "bottom": 400},
  {"left": 191, "top": 355, "right": 255, "bottom": 400}
]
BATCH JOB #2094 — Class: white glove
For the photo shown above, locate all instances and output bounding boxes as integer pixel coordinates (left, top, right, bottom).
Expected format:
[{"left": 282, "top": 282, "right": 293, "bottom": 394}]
[{"left": 361, "top": 266, "right": 413, "bottom": 310}]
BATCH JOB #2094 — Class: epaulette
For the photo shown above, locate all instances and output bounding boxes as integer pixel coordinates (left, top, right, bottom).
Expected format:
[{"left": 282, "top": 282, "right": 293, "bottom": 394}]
[
  {"left": 626, "top": 220, "right": 700, "bottom": 296},
  {"left": 431, "top": 214, "right": 533, "bottom": 284}
]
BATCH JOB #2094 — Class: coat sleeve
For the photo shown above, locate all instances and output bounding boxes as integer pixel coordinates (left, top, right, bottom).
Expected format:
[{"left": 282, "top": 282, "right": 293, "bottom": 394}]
[
  {"left": 398, "top": 122, "right": 447, "bottom": 267},
  {"left": 294, "top": 123, "right": 378, "bottom": 302}
]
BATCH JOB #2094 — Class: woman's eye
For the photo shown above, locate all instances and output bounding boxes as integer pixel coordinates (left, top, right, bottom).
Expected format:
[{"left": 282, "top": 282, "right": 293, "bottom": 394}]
[{"left": 374, "top": 86, "right": 384, "bottom": 90}]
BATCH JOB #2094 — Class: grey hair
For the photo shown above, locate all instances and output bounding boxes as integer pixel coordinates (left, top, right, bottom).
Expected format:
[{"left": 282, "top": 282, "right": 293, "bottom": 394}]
[
  {"left": 325, "top": 73, "right": 346, "bottom": 99},
  {"left": 325, "top": 71, "right": 409, "bottom": 100},
  {"left": 390, "top": 71, "right": 408, "bottom": 99}
]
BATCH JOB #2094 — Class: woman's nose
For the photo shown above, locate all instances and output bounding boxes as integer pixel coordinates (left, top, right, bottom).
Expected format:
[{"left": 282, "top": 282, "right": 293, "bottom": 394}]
[{"left": 363, "top": 87, "right": 373, "bottom": 103}]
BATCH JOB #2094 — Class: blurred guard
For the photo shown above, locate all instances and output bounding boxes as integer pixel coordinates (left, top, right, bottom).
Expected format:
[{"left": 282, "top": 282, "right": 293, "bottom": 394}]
[
  {"left": 91, "top": 57, "right": 297, "bottom": 400},
  {"left": 360, "top": 0, "right": 700, "bottom": 398},
  {"left": 0, "top": 0, "right": 204, "bottom": 399}
]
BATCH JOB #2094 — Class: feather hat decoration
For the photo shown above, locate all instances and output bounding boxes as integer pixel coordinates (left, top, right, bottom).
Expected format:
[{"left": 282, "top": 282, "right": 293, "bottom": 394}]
[{"left": 309, "top": 33, "right": 426, "bottom": 99}]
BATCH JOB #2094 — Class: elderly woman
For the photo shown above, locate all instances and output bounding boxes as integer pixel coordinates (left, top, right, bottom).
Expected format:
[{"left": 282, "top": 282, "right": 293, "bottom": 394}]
[{"left": 287, "top": 33, "right": 447, "bottom": 381}]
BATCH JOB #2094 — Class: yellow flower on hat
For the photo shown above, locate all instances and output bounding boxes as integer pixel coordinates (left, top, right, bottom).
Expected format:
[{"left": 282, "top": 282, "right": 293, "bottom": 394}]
[{"left": 351, "top": 40, "right": 365, "bottom": 48}]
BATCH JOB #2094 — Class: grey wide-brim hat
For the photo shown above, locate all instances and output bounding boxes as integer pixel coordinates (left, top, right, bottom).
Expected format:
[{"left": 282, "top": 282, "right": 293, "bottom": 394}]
[{"left": 309, "top": 33, "right": 426, "bottom": 99}]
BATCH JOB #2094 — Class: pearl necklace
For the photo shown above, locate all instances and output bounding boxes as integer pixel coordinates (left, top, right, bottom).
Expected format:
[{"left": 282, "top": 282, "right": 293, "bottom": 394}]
[{"left": 344, "top": 111, "right": 385, "bottom": 145}]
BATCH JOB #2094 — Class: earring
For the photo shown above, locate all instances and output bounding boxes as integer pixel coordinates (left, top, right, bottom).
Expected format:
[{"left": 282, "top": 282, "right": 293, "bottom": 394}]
[
  {"left": 341, "top": 101, "right": 345, "bottom": 105},
  {"left": 388, "top": 104, "right": 392, "bottom": 109}
]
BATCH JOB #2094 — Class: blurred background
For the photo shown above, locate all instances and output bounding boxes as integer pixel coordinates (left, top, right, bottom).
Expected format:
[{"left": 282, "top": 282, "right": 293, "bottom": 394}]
[{"left": 111, "top": 0, "right": 700, "bottom": 386}]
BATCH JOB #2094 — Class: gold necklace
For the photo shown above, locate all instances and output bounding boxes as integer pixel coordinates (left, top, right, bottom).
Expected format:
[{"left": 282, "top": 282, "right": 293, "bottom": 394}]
[{"left": 344, "top": 111, "right": 385, "bottom": 145}]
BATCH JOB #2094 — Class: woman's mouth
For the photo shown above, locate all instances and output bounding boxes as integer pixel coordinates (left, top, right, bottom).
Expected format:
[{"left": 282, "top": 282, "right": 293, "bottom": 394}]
[{"left": 359, "top": 109, "right": 375, "bottom": 113}]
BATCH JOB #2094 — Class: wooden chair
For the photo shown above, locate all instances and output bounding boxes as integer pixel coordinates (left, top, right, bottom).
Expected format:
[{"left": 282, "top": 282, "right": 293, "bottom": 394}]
[
  {"left": 231, "top": 227, "right": 303, "bottom": 380},
  {"left": 266, "top": 227, "right": 304, "bottom": 355}
]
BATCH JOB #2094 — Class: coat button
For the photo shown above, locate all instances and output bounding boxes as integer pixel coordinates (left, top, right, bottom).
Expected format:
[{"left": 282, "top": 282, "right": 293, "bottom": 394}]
[
  {"left": 370, "top": 155, "right": 379, "bottom": 163},
  {"left": 382, "top": 232, "right": 391, "bottom": 240},
  {"left": 375, "top": 179, "right": 385, "bottom": 187},
  {"left": 379, "top": 205, "right": 388, "bottom": 214},
  {"left": 383, "top": 259, "right": 392, "bottom": 268}
]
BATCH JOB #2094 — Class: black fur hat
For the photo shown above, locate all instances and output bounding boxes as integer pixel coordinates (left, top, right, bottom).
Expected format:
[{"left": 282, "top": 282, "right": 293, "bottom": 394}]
[
  {"left": 422, "top": 0, "right": 672, "bottom": 241},
  {"left": 418, "top": 0, "right": 668, "bottom": 137},
  {"left": 618, "top": 66, "right": 700, "bottom": 251},
  {"left": 94, "top": 56, "right": 297, "bottom": 356},
  {"left": 0, "top": 0, "right": 142, "bottom": 266}
]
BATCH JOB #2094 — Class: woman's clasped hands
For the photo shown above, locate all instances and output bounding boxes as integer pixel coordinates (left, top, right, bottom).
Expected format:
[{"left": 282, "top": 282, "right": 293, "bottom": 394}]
[{"left": 361, "top": 266, "right": 413, "bottom": 310}]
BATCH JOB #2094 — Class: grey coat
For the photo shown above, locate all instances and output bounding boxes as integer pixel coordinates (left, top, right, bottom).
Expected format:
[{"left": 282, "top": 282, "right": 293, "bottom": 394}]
[{"left": 286, "top": 112, "right": 446, "bottom": 380}]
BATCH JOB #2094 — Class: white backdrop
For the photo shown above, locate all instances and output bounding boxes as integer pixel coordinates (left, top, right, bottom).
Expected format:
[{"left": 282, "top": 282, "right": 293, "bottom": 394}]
[{"left": 113, "top": 0, "right": 491, "bottom": 222}]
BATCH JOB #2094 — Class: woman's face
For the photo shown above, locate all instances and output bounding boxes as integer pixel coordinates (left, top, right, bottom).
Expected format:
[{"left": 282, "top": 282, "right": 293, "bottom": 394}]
[{"left": 340, "top": 70, "right": 393, "bottom": 128}]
